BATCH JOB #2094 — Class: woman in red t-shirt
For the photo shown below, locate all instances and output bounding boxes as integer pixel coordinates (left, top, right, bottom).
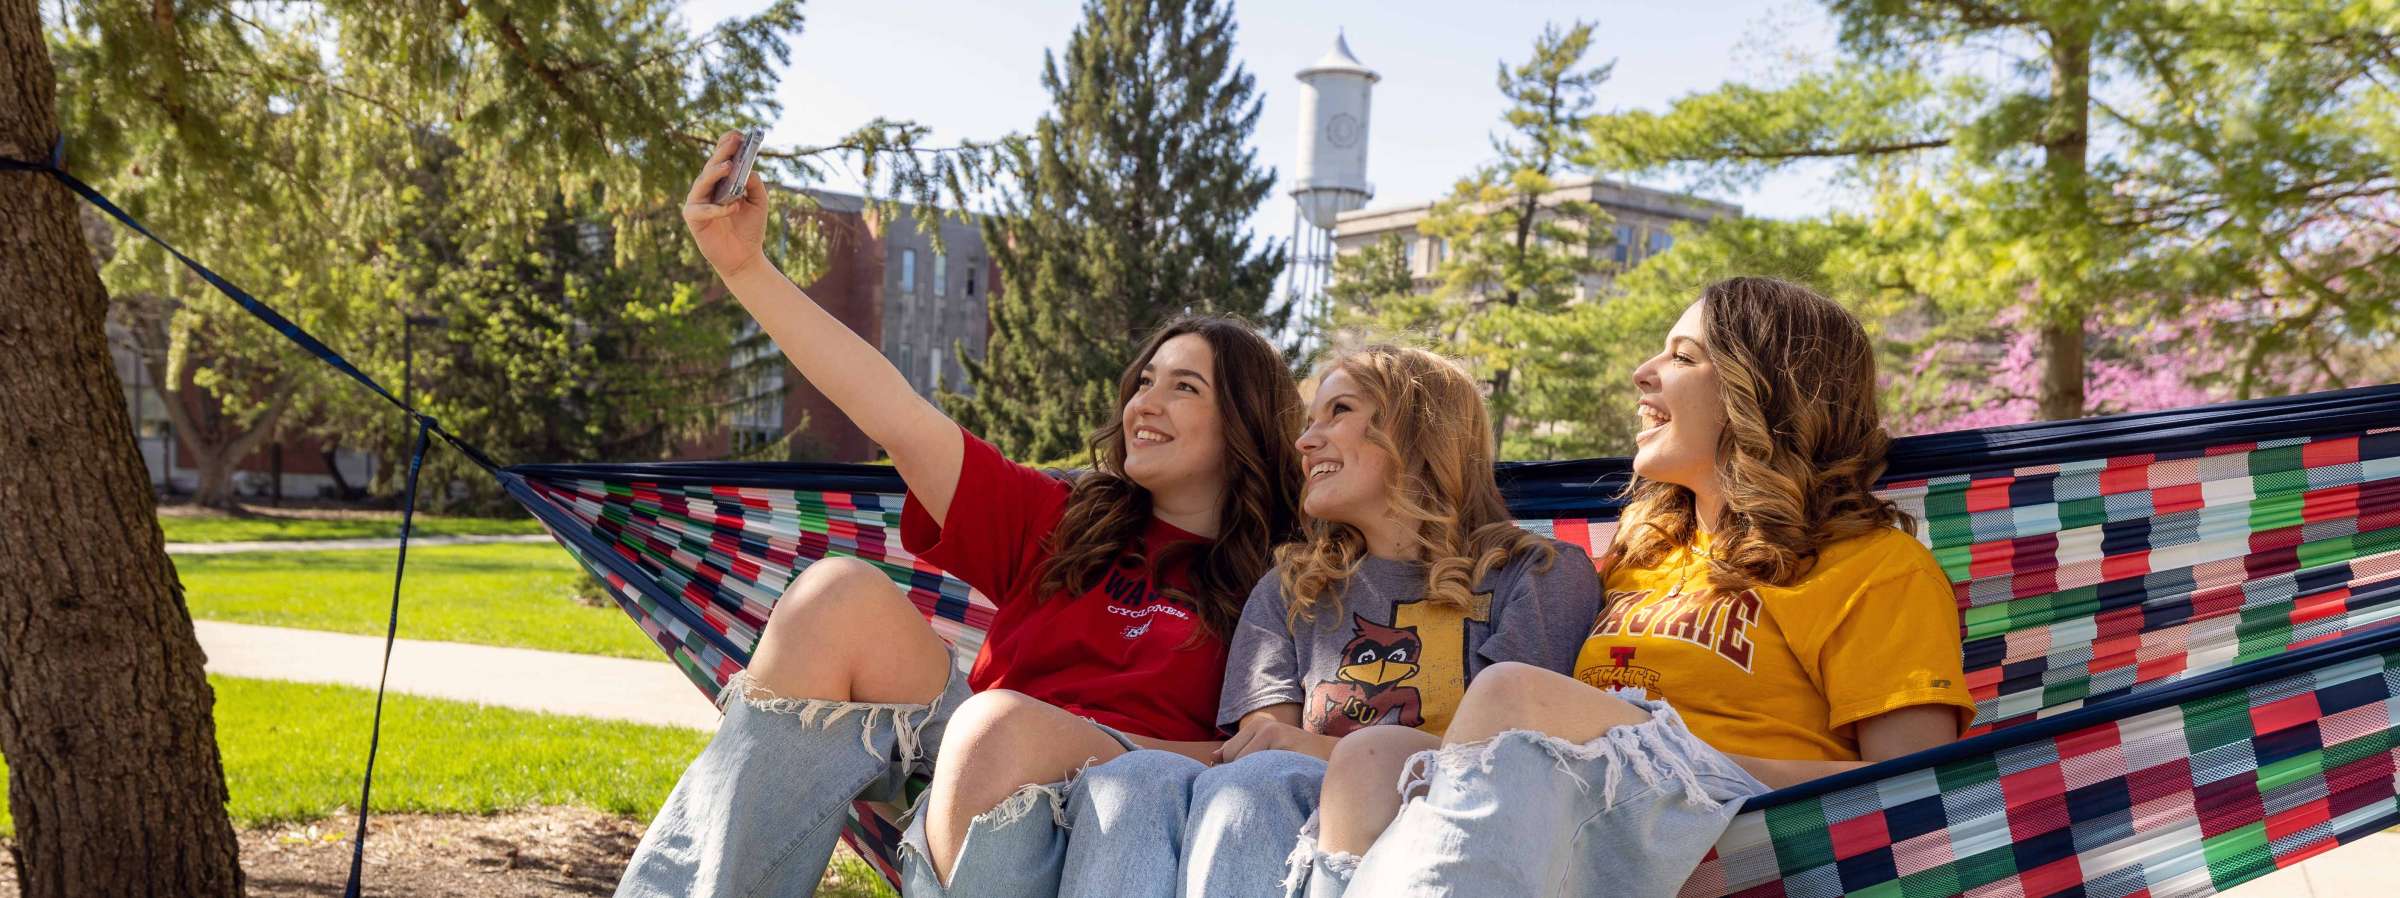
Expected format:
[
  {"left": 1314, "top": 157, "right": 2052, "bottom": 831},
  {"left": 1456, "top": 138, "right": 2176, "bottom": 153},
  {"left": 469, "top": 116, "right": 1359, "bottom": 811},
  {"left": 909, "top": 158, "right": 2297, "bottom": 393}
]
[{"left": 614, "top": 132, "right": 1305, "bottom": 898}]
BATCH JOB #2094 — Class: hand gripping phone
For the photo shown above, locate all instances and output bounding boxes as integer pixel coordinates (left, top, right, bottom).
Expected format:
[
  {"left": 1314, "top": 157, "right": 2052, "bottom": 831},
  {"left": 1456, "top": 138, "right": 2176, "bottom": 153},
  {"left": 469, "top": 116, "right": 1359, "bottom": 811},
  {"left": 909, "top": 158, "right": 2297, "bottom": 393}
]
[{"left": 713, "top": 127, "right": 767, "bottom": 205}]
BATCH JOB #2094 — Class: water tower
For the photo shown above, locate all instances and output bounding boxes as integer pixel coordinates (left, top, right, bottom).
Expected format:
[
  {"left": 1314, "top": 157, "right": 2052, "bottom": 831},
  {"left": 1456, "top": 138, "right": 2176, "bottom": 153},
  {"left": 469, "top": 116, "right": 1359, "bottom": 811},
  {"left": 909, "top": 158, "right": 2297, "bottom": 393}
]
[{"left": 1287, "top": 32, "right": 1378, "bottom": 338}]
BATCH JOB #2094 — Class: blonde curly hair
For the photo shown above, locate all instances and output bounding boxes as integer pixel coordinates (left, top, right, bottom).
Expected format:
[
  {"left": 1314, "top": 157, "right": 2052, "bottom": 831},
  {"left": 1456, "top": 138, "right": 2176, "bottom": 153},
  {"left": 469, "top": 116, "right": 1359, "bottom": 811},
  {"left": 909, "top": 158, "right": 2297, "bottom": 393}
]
[
  {"left": 1608, "top": 277, "right": 1911, "bottom": 592},
  {"left": 1278, "top": 345, "right": 1555, "bottom": 625}
]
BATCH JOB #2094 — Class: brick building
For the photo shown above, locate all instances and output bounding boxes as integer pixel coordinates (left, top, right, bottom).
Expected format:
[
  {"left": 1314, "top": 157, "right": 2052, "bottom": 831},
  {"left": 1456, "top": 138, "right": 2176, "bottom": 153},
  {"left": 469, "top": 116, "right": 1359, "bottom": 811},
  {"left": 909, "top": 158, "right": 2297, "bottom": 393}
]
[{"left": 700, "top": 186, "right": 1002, "bottom": 463}]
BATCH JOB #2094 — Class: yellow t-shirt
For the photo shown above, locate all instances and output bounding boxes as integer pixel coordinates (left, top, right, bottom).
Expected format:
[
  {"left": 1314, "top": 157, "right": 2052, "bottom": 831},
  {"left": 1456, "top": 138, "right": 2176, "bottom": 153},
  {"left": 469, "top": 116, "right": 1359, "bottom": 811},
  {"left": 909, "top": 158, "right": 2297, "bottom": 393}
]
[{"left": 1572, "top": 527, "right": 1975, "bottom": 762}]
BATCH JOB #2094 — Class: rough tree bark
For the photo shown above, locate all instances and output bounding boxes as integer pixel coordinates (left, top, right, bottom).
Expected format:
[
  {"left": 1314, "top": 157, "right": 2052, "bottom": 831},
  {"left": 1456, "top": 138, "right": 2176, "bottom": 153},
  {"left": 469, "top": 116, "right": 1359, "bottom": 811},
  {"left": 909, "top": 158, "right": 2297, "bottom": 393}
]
[
  {"left": 0, "top": 1, "right": 247, "bottom": 894},
  {"left": 2037, "top": 18, "right": 2095, "bottom": 421}
]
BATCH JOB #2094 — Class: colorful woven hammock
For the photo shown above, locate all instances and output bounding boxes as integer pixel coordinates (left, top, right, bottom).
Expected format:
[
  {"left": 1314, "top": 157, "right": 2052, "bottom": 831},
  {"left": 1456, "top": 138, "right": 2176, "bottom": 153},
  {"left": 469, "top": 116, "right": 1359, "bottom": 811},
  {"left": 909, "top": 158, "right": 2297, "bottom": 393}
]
[
  {"left": 31, "top": 146, "right": 2385, "bottom": 898},
  {"left": 499, "top": 384, "right": 2400, "bottom": 898}
]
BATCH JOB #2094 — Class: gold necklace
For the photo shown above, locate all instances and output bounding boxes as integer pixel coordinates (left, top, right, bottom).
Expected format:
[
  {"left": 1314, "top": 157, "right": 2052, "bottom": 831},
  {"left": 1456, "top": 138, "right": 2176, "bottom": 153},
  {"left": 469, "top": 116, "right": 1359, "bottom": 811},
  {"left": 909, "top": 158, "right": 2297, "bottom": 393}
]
[{"left": 1667, "top": 542, "right": 1715, "bottom": 598}]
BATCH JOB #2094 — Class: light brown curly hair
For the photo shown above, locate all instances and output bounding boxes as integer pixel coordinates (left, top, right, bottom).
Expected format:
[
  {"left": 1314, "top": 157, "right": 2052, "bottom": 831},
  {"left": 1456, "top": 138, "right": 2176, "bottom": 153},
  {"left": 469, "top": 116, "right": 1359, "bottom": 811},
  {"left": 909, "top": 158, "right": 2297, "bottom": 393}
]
[
  {"left": 1037, "top": 315, "right": 1307, "bottom": 639},
  {"left": 1278, "top": 345, "right": 1555, "bottom": 625},
  {"left": 1607, "top": 277, "right": 1911, "bottom": 593}
]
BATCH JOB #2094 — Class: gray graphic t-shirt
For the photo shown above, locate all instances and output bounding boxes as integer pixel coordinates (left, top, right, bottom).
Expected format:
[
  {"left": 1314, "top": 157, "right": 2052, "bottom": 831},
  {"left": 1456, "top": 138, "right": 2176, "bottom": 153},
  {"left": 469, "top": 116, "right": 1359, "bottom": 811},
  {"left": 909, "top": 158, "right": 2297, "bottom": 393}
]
[{"left": 1217, "top": 541, "right": 1600, "bottom": 737}]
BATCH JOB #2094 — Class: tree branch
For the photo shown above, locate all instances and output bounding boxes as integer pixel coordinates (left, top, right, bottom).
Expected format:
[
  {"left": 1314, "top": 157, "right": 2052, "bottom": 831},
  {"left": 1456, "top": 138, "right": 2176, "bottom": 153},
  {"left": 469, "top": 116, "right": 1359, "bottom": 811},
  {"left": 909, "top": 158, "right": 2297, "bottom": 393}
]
[
  {"left": 452, "top": 0, "right": 606, "bottom": 143},
  {"left": 1704, "top": 137, "right": 1950, "bottom": 161},
  {"left": 669, "top": 130, "right": 995, "bottom": 162},
  {"left": 184, "top": 63, "right": 414, "bottom": 121},
  {"left": 1924, "top": 0, "right": 2036, "bottom": 30}
]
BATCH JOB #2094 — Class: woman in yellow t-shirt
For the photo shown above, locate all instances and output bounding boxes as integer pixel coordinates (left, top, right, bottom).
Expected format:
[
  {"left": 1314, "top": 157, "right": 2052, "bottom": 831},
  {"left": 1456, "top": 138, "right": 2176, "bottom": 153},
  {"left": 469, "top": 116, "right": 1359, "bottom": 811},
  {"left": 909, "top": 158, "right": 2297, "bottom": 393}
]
[{"left": 1291, "top": 277, "right": 1976, "bottom": 898}]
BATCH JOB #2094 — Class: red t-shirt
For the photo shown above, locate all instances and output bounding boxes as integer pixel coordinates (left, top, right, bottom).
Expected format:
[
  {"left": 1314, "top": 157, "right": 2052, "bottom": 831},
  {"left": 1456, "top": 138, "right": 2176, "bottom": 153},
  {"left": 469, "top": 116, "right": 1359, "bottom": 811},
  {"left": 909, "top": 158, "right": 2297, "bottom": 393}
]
[{"left": 899, "top": 428, "right": 1229, "bottom": 742}]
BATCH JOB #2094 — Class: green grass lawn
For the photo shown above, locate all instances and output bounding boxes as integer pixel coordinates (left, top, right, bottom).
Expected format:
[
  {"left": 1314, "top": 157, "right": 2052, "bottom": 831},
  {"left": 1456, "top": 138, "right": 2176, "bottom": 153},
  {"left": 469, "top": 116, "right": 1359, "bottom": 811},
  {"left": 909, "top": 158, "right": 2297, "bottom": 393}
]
[
  {"left": 161, "top": 513, "right": 547, "bottom": 544},
  {"left": 0, "top": 676, "right": 893, "bottom": 896},
  {"left": 179, "top": 543, "right": 664, "bottom": 660},
  {"left": 0, "top": 675, "right": 707, "bottom": 837}
]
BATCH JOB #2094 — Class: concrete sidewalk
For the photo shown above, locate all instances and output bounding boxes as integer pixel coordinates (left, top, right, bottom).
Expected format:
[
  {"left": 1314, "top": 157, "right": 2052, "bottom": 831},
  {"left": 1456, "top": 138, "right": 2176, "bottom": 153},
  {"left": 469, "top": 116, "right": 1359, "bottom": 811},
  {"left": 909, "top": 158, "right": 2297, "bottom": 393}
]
[
  {"left": 169, "top": 533, "right": 553, "bottom": 554},
  {"left": 193, "top": 619, "right": 718, "bottom": 730}
]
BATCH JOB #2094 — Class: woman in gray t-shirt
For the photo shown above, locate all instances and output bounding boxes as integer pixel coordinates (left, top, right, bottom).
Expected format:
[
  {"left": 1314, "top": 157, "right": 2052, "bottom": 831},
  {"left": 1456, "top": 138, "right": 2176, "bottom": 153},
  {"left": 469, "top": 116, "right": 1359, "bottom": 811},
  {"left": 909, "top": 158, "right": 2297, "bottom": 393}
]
[
  {"left": 921, "top": 346, "right": 1601, "bottom": 898},
  {"left": 1171, "top": 345, "right": 1598, "bottom": 896}
]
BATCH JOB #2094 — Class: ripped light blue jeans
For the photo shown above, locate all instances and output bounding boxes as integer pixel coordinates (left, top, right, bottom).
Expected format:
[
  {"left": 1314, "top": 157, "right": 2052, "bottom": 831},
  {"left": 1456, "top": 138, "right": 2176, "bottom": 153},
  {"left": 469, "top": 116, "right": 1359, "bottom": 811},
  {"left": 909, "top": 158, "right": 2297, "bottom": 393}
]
[
  {"left": 898, "top": 738, "right": 1169, "bottom": 898},
  {"left": 1289, "top": 690, "right": 1769, "bottom": 898},
  {"left": 614, "top": 661, "right": 971, "bottom": 898},
  {"left": 906, "top": 748, "right": 1328, "bottom": 898}
]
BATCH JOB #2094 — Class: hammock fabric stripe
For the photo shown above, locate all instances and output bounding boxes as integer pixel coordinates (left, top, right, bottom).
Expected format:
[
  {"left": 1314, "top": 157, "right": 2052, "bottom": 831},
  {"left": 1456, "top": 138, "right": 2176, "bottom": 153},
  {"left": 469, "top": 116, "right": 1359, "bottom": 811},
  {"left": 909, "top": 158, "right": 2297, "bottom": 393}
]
[
  {"left": 502, "top": 384, "right": 2400, "bottom": 896},
  {"left": 1685, "top": 632, "right": 2400, "bottom": 898}
]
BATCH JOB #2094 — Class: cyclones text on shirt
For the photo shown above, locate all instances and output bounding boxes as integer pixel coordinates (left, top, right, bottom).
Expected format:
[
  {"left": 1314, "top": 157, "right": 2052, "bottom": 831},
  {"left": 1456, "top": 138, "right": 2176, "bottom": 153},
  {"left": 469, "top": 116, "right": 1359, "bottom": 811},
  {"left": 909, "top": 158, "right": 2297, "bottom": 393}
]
[{"left": 1101, "top": 564, "right": 1194, "bottom": 637}]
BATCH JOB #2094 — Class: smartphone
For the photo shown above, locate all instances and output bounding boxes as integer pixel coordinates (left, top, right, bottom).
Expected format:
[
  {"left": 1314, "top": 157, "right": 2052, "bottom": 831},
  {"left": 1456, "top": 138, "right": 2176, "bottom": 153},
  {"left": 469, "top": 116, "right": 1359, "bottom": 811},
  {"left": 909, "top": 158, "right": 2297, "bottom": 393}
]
[{"left": 713, "top": 127, "right": 767, "bottom": 205}]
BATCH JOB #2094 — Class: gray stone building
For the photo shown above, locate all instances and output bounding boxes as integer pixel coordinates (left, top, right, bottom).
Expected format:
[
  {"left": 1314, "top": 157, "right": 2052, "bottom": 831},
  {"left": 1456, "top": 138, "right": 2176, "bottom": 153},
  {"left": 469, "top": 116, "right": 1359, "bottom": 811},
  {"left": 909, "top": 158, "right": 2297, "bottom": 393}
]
[
  {"left": 865, "top": 196, "right": 992, "bottom": 400},
  {"left": 1331, "top": 174, "right": 1741, "bottom": 298}
]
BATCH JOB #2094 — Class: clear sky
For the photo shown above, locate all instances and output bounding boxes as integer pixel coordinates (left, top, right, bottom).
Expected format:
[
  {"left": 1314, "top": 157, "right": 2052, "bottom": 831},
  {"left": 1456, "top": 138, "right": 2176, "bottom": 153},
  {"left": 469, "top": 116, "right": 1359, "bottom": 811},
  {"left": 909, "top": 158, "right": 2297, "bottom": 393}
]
[{"left": 682, "top": 0, "right": 1849, "bottom": 248}]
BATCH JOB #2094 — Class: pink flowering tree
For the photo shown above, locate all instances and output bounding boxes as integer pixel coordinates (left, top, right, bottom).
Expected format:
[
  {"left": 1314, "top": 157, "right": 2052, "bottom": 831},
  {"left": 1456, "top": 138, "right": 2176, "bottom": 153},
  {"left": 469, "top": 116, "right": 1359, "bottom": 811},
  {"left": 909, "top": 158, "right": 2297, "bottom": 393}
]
[{"left": 1886, "top": 298, "right": 2382, "bottom": 435}]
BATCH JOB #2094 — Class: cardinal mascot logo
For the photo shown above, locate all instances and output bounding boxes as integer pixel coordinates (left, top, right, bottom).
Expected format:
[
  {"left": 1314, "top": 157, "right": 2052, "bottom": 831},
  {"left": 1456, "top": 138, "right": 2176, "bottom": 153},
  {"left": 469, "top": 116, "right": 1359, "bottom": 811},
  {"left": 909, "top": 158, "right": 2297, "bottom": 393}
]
[{"left": 1306, "top": 614, "right": 1427, "bottom": 734}]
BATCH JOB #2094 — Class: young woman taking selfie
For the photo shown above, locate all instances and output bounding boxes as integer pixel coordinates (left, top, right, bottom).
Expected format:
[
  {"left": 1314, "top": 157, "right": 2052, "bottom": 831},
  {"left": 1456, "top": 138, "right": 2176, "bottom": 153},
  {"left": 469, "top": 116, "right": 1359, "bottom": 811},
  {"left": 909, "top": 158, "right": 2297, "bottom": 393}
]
[{"left": 614, "top": 130, "right": 1307, "bottom": 898}]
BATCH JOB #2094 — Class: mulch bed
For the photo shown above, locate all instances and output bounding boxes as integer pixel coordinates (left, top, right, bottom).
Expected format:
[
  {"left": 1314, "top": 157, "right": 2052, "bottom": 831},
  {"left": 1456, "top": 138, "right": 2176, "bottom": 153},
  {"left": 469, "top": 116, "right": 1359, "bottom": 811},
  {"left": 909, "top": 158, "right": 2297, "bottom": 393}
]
[
  {"left": 2, "top": 807, "right": 894, "bottom": 896},
  {"left": 6, "top": 807, "right": 640, "bottom": 897}
]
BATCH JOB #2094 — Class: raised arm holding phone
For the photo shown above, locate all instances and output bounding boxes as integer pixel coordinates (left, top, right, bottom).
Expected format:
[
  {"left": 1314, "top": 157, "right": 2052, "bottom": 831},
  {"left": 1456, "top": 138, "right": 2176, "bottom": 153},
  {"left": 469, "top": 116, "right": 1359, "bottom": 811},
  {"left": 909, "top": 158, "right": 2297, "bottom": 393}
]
[
  {"left": 616, "top": 130, "right": 1309, "bottom": 898},
  {"left": 683, "top": 129, "right": 966, "bottom": 519}
]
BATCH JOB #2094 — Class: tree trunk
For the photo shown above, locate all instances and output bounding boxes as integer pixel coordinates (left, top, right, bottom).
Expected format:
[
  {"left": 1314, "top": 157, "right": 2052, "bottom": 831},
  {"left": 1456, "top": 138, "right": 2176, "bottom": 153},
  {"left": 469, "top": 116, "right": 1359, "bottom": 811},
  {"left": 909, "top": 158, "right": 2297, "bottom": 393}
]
[
  {"left": 114, "top": 289, "right": 289, "bottom": 510},
  {"left": 192, "top": 447, "right": 240, "bottom": 509},
  {"left": 1488, "top": 364, "right": 1516, "bottom": 446},
  {"left": 182, "top": 389, "right": 291, "bottom": 510},
  {"left": 322, "top": 446, "right": 358, "bottom": 499},
  {"left": 2038, "top": 19, "right": 2095, "bottom": 421},
  {"left": 0, "top": 2, "right": 247, "bottom": 895},
  {"left": 1486, "top": 189, "right": 1543, "bottom": 448},
  {"left": 2037, "top": 316, "right": 2086, "bottom": 421}
]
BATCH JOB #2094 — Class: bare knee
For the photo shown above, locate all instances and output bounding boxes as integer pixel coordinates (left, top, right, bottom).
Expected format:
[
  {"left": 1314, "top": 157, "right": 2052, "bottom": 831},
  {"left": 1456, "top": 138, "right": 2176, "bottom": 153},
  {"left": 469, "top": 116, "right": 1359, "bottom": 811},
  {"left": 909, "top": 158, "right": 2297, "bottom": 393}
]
[
  {"left": 1323, "top": 725, "right": 1437, "bottom": 805},
  {"left": 1448, "top": 661, "right": 1643, "bottom": 746},
  {"left": 748, "top": 556, "right": 944, "bottom": 702},
  {"left": 1455, "top": 661, "right": 1560, "bottom": 722},
  {"left": 942, "top": 689, "right": 1060, "bottom": 760},
  {"left": 935, "top": 690, "right": 1109, "bottom": 814},
  {"left": 1328, "top": 724, "right": 1437, "bottom": 780},
  {"left": 768, "top": 557, "right": 906, "bottom": 629}
]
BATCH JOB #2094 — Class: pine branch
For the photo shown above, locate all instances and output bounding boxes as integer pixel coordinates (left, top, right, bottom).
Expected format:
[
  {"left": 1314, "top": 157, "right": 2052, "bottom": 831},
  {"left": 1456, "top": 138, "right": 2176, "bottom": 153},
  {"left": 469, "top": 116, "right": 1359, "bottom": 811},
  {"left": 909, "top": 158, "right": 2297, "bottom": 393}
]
[
  {"left": 1922, "top": 0, "right": 2036, "bottom": 30},
  {"left": 454, "top": 0, "right": 606, "bottom": 143},
  {"left": 670, "top": 131, "right": 998, "bottom": 162},
  {"left": 1701, "top": 137, "right": 1951, "bottom": 161},
  {"left": 183, "top": 63, "right": 414, "bottom": 122}
]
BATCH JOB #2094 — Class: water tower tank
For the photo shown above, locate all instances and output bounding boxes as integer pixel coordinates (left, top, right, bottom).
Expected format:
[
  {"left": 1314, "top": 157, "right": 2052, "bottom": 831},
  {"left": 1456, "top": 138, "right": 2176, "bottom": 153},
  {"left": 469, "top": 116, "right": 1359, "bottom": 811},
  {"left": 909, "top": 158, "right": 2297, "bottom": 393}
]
[{"left": 1293, "top": 33, "right": 1377, "bottom": 229}]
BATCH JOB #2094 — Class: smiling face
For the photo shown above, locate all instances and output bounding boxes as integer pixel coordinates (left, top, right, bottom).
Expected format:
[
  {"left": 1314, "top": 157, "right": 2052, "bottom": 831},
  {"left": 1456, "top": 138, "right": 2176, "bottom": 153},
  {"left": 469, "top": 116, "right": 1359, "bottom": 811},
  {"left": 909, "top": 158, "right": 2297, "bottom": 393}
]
[
  {"left": 1119, "top": 333, "right": 1229, "bottom": 500},
  {"left": 1630, "top": 301, "right": 1730, "bottom": 491},
  {"left": 1294, "top": 367, "right": 1397, "bottom": 528}
]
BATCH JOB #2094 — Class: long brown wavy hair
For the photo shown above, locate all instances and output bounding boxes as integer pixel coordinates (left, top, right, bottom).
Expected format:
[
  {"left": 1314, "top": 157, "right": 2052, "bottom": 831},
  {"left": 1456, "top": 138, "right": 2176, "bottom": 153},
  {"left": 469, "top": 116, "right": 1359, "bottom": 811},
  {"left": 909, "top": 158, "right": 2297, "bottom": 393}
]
[
  {"left": 1278, "top": 345, "right": 1555, "bottom": 624},
  {"left": 1037, "top": 316, "right": 1306, "bottom": 639},
  {"left": 1607, "top": 277, "right": 1909, "bottom": 592}
]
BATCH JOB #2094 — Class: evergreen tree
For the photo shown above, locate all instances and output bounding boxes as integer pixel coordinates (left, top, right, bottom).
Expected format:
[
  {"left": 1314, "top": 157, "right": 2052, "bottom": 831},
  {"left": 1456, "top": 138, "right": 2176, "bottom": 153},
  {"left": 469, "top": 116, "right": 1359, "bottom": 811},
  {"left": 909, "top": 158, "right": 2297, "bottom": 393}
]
[
  {"left": 331, "top": 132, "right": 749, "bottom": 506},
  {"left": 949, "top": 0, "right": 1287, "bottom": 462},
  {"left": 1336, "top": 22, "right": 1619, "bottom": 458},
  {"left": 1320, "top": 233, "right": 1427, "bottom": 342}
]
